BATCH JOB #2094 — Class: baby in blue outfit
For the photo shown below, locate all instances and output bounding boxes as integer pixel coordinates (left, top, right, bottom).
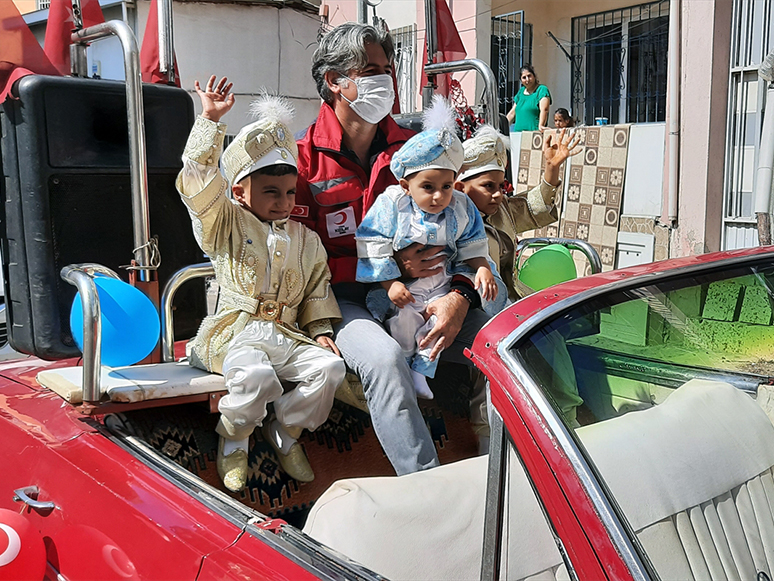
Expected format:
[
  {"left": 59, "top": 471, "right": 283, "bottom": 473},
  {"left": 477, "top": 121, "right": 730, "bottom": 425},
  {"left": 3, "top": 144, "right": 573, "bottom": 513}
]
[{"left": 356, "top": 97, "right": 504, "bottom": 399}]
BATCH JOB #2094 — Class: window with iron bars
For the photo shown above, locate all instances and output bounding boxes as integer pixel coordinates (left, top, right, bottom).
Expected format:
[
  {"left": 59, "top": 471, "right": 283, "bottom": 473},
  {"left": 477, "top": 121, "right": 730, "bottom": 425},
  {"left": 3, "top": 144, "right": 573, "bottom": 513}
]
[
  {"left": 490, "top": 11, "right": 533, "bottom": 117},
  {"left": 37, "top": 0, "right": 51, "bottom": 9},
  {"left": 722, "top": 0, "right": 774, "bottom": 250},
  {"left": 571, "top": 1, "right": 669, "bottom": 126},
  {"left": 391, "top": 24, "right": 417, "bottom": 114}
]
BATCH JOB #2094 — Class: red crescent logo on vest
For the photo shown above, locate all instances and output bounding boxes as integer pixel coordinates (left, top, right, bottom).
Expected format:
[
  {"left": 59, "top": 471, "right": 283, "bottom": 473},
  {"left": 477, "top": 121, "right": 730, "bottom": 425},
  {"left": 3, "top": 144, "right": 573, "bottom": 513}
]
[{"left": 325, "top": 206, "right": 357, "bottom": 238}]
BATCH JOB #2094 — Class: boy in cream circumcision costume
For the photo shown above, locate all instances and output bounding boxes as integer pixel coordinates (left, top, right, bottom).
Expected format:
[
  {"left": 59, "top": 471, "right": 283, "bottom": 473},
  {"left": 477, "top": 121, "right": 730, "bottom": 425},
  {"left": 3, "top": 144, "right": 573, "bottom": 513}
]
[
  {"left": 177, "top": 76, "right": 345, "bottom": 491},
  {"left": 456, "top": 126, "right": 582, "bottom": 301},
  {"left": 456, "top": 125, "right": 584, "bottom": 425}
]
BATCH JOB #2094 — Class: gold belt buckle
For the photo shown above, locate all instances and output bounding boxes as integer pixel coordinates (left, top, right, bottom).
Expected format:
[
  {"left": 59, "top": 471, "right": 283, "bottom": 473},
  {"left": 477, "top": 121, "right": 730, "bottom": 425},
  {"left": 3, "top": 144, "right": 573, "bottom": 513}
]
[{"left": 258, "top": 299, "right": 282, "bottom": 321}]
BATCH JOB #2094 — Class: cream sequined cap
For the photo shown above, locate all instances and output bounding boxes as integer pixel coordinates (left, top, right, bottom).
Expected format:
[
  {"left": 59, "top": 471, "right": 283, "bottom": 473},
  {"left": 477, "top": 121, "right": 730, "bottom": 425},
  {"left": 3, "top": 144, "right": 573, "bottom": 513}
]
[
  {"left": 222, "top": 93, "right": 298, "bottom": 184},
  {"left": 458, "top": 125, "right": 510, "bottom": 182}
]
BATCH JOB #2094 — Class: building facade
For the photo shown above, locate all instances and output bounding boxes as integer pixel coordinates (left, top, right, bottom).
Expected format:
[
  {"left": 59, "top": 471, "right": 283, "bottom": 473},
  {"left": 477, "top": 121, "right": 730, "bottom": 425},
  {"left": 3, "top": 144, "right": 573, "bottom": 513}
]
[
  {"left": 17, "top": 0, "right": 327, "bottom": 133},
  {"left": 324, "top": 0, "right": 773, "bottom": 266}
]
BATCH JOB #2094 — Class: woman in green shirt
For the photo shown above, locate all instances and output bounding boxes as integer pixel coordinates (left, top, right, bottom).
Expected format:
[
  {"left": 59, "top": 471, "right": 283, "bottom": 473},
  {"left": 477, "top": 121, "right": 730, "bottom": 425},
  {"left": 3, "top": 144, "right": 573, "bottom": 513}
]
[{"left": 506, "top": 65, "right": 551, "bottom": 132}]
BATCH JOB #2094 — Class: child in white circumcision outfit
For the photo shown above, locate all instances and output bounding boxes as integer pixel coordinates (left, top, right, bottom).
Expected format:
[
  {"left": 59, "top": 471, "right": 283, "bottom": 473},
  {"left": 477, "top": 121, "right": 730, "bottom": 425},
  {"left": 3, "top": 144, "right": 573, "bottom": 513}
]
[{"left": 356, "top": 97, "right": 502, "bottom": 400}]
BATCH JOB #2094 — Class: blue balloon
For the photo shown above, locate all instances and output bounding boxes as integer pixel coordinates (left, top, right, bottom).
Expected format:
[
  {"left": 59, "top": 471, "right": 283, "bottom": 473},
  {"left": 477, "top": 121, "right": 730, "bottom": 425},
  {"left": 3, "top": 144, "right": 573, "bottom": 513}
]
[{"left": 70, "top": 276, "right": 160, "bottom": 367}]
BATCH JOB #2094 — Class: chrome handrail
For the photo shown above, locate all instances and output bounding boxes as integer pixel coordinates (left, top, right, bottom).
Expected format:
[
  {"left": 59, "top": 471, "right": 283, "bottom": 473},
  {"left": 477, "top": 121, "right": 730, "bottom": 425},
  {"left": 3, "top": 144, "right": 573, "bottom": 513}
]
[
  {"left": 72, "top": 21, "right": 153, "bottom": 281},
  {"left": 60, "top": 264, "right": 121, "bottom": 403},
  {"left": 423, "top": 59, "right": 499, "bottom": 127},
  {"left": 158, "top": 0, "right": 176, "bottom": 85},
  {"left": 515, "top": 237, "right": 603, "bottom": 276},
  {"left": 160, "top": 263, "right": 214, "bottom": 362}
]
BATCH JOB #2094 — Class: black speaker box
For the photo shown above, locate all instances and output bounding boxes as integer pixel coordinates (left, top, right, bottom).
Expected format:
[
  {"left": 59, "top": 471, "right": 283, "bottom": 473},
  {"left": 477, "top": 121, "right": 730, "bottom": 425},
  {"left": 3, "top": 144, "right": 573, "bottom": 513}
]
[{"left": 0, "top": 75, "right": 206, "bottom": 360}]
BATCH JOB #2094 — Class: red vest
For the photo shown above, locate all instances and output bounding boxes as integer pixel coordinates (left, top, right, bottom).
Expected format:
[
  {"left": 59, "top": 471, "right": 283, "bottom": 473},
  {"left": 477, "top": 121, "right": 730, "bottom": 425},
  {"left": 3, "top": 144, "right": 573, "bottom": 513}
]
[{"left": 293, "top": 103, "right": 414, "bottom": 284}]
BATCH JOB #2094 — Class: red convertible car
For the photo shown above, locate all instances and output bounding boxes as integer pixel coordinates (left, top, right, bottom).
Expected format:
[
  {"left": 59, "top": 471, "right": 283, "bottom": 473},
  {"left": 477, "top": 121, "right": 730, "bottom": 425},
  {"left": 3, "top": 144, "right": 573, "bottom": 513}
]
[
  {"left": 3, "top": 20, "right": 774, "bottom": 581},
  {"left": 3, "top": 237, "right": 774, "bottom": 580}
]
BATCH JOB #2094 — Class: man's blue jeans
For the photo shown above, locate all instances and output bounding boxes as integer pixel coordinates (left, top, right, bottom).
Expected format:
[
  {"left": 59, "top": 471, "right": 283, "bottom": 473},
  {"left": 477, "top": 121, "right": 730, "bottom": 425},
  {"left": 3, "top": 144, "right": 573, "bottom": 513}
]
[{"left": 333, "top": 283, "right": 489, "bottom": 475}]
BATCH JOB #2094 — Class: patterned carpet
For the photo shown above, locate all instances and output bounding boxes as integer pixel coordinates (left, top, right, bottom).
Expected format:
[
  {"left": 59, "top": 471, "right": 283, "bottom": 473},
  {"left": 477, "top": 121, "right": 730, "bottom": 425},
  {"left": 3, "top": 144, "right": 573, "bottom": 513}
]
[{"left": 117, "top": 363, "right": 480, "bottom": 528}]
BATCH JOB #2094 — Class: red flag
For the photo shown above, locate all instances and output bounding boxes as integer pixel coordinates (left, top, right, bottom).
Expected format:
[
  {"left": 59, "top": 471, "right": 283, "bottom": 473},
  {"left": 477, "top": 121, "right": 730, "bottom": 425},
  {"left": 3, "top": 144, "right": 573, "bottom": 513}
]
[
  {"left": 140, "top": 0, "right": 181, "bottom": 86},
  {"left": 0, "top": 1, "right": 60, "bottom": 102},
  {"left": 44, "top": 0, "right": 105, "bottom": 75},
  {"left": 420, "top": 0, "right": 466, "bottom": 97}
]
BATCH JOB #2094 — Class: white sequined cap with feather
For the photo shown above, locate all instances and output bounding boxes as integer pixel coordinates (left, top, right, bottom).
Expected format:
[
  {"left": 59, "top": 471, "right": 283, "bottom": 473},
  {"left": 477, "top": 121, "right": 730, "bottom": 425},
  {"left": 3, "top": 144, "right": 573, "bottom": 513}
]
[
  {"left": 458, "top": 124, "right": 510, "bottom": 182},
  {"left": 222, "top": 92, "right": 298, "bottom": 185},
  {"left": 390, "top": 95, "right": 465, "bottom": 180}
]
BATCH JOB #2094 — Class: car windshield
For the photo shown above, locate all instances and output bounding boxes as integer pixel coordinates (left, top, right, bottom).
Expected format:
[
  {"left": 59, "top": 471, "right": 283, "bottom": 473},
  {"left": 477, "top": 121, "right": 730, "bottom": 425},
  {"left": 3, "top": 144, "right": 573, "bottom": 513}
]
[{"left": 508, "top": 257, "right": 774, "bottom": 579}]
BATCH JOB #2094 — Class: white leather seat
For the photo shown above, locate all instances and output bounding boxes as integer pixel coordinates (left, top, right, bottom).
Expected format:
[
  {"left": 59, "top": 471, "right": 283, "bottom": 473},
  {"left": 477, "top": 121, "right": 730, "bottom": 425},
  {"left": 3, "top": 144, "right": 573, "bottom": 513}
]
[
  {"left": 36, "top": 361, "right": 225, "bottom": 404},
  {"left": 303, "top": 379, "right": 774, "bottom": 581}
]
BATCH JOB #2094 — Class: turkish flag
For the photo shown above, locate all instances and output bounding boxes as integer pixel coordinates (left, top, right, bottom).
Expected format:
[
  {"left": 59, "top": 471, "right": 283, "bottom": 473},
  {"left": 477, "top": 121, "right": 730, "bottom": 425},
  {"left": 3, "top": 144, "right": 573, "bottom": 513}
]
[
  {"left": 0, "top": 1, "right": 60, "bottom": 102},
  {"left": 420, "top": 0, "right": 466, "bottom": 97},
  {"left": 44, "top": 0, "right": 105, "bottom": 75},
  {"left": 140, "top": 0, "right": 181, "bottom": 86}
]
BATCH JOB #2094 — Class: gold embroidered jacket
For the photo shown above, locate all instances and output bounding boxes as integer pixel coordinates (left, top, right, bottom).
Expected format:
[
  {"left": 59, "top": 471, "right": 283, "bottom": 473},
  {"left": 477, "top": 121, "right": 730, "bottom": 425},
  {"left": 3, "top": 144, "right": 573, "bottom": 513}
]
[
  {"left": 176, "top": 116, "right": 341, "bottom": 374},
  {"left": 485, "top": 180, "right": 561, "bottom": 302}
]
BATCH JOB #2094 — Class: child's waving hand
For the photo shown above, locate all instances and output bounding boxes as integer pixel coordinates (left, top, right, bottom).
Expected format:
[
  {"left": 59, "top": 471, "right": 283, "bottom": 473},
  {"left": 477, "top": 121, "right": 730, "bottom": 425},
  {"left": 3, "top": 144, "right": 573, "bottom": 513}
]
[
  {"left": 195, "top": 75, "right": 235, "bottom": 123},
  {"left": 544, "top": 128, "right": 583, "bottom": 168}
]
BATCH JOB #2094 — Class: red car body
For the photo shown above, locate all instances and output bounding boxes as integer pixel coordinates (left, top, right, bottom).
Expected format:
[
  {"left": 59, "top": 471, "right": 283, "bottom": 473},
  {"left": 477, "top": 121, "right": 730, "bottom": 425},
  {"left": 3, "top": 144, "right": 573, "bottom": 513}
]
[{"left": 2, "top": 245, "right": 772, "bottom": 580}]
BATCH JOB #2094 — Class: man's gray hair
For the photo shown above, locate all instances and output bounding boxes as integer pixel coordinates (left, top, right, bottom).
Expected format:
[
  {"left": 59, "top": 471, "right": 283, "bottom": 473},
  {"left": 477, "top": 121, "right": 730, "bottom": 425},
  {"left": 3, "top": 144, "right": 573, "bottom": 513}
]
[{"left": 312, "top": 22, "right": 395, "bottom": 104}]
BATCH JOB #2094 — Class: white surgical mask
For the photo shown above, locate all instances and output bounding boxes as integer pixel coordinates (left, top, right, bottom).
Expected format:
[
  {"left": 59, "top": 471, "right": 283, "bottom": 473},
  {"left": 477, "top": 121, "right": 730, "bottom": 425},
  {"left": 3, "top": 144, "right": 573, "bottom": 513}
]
[{"left": 340, "top": 74, "right": 395, "bottom": 124}]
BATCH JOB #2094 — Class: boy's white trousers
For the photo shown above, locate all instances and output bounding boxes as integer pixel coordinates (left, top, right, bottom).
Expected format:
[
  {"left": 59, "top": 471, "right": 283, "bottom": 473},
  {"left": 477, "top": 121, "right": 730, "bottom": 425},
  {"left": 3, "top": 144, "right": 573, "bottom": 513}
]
[{"left": 215, "top": 320, "right": 345, "bottom": 441}]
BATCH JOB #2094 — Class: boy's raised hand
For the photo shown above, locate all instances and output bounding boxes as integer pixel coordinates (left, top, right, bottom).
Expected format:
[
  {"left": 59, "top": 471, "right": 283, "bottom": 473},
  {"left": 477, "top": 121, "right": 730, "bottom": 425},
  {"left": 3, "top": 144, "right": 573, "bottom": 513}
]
[
  {"left": 543, "top": 128, "right": 582, "bottom": 168},
  {"left": 195, "top": 75, "right": 235, "bottom": 123}
]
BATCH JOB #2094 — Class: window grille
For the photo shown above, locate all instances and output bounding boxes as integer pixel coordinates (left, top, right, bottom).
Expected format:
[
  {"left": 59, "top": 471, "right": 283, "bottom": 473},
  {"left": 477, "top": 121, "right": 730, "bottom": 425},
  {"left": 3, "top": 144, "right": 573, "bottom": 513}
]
[
  {"left": 37, "top": 0, "right": 51, "bottom": 9},
  {"left": 722, "top": 0, "right": 774, "bottom": 249},
  {"left": 571, "top": 1, "right": 669, "bottom": 125},
  {"left": 391, "top": 24, "right": 417, "bottom": 114},
  {"left": 490, "top": 11, "right": 533, "bottom": 117}
]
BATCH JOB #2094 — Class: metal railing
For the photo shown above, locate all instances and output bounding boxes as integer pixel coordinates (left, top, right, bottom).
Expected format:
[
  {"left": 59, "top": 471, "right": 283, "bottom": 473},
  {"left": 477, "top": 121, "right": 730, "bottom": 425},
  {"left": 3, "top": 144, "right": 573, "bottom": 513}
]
[
  {"left": 515, "top": 237, "right": 603, "bottom": 276},
  {"left": 424, "top": 59, "right": 499, "bottom": 127},
  {"left": 71, "top": 21, "right": 154, "bottom": 280},
  {"left": 160, "top": 263, "right": 214, "bottom": 362},
  {"left": 60, "top": 264, "right": 122, "bottom": 403}
]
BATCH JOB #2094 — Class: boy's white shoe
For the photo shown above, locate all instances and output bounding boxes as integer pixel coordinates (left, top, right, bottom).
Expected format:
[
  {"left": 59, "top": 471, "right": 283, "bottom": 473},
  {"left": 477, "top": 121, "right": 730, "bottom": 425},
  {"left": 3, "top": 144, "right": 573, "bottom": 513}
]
[{"left": 411, "top": 370, "right": 434, "bottom": 400}]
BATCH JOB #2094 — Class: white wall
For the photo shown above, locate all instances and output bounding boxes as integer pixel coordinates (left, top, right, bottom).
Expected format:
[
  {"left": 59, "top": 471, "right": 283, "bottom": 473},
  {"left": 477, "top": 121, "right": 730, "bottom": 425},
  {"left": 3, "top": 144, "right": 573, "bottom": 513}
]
[
  {"left": 622, "top": 123, "right": 665, "bottom": 217},
  {"left": 136, "top": 0, "right": 323, "bottom": 133}
]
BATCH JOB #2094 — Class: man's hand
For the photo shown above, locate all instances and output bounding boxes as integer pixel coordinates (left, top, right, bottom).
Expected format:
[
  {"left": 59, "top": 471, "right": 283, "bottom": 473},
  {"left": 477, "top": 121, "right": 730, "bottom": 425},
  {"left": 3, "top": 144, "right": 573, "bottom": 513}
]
[
  {"left": 420, "top": 292, "right": 469, "bottom": 361},
  {"left": 195, "top": 75, "right": 235, "bottom": 123},
  {"left": 315, "top": 335, "right": 341, "bottom": 357},
  {"left": 383, "top": 280, "right": 415, "bottom": 308},
  {"left": 394, "top": 244, "right": 445, "bottom": 278}
]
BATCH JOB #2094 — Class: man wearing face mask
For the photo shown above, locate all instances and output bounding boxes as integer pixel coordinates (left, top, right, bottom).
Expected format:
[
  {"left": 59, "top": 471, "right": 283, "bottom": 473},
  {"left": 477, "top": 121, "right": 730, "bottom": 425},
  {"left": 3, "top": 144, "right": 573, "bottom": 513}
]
[{"left": 294, "top": 22, "right": 490, "bottom": 476}]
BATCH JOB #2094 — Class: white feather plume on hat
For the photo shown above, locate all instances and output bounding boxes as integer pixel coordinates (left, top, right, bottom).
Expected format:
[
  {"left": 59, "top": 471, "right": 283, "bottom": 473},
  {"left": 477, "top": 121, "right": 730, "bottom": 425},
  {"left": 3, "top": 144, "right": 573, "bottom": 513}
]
[
  {"left": 247, "top": 91, "right": 295, "bottom": 127},
  {"left": 222, "top": 90, "right": 298, "bottom": 185},
  {"left": 422, "top": 95, "right": 457, "bottom": 133}
]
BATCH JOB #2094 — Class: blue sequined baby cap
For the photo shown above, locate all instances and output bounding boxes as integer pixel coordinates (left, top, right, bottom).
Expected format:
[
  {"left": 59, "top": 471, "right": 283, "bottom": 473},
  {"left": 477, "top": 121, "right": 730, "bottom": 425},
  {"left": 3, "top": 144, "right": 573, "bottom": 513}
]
[{"left": 390, "top": 95, "right": 464, "bottom": 180}]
